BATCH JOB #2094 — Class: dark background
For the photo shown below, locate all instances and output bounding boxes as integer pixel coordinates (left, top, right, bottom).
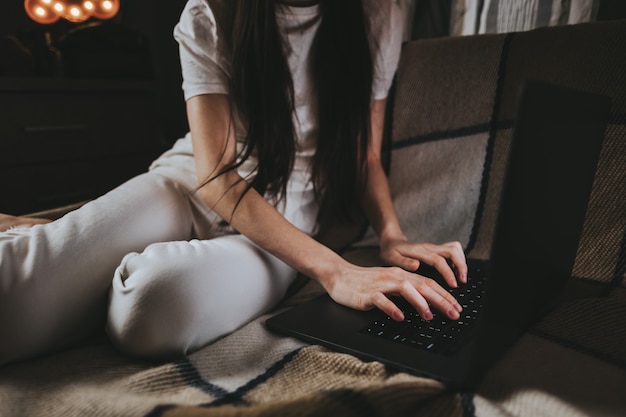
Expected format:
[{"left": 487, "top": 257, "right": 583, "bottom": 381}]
[
  {"left": 1, "top": 0, "right": 190, "bottom": 144},
  {"left": 3, "top": 0, "right": 625, "bottom": 153}
]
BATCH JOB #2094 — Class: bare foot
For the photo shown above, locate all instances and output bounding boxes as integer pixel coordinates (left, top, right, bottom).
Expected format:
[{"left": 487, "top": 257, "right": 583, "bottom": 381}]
[{"left": 0, "top": 214, "right": 51, "bottom": 232}]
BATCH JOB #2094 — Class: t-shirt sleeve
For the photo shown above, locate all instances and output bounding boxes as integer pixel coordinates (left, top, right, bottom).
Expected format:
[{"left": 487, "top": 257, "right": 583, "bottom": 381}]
[
  {"left": 372, "top": 1, "right": 404, "bottom": 100},
  {"left": 174, "top": 0, "right": 230, "bottom": 101}
]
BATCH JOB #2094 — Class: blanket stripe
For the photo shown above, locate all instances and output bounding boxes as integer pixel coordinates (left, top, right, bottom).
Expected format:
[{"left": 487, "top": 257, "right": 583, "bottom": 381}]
[
  {"left": 207, "top": 348, "right": 303, "bottom": 407},
  {"left": 466, "top": 33, "right": 513, "bottom": 253},
  {"left": 607, "top": 227, "right": 626, "bottom": 292},
  {"left": 146, "top": 348, "right": 304, "bottom": 416},
  {"left": 393, "top": 123, "right": 491, "bottom": 149},
  {"left": 174, "top": 359, "right": 230, "bottom": 398}
]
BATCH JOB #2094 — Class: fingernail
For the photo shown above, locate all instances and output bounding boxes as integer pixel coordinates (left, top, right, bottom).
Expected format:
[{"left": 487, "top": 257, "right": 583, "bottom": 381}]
[
  {"left": 424, "top": 310, "right": 433, "bottom": 321},
  {"left": 455, "top": 302, "right": 463, "bottom": 312},
  {"left": 448, "top": 308, "right": 460, "bottom": 320}
]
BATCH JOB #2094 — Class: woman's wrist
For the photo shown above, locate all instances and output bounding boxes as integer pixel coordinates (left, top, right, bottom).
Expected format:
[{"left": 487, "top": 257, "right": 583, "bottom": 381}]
[
  {"left": 304, "top": 250, "right": 351, "bottom": 293},
  {"left": 378, "top": 226, "right": 408, "bottom": 249}
]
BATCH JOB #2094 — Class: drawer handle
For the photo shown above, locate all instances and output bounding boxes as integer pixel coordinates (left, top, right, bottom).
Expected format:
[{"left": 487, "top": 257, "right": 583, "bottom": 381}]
[{"left": 23, "top": 124, "right": 88, "bottom": 134}]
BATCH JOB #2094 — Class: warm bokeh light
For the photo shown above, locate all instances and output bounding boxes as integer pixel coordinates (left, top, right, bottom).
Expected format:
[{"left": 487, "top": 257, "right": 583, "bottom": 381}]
[
  {"left": 91, "top": 0, "right": 119, "bottom": 20},
  {"left": 24, "top": 0, "right": 120, "bottom": 24},
  {"left": 66, "top": 5, "right": 86, "bottom": 22},
  {"left": 24, "top": 0, "right": 60, "bottom": 24}
]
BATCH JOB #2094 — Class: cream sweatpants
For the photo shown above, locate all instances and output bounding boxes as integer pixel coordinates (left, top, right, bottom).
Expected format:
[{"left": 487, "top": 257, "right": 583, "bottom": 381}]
[{"left": 0, "top": 134, "right": 319, "bottom": 366}]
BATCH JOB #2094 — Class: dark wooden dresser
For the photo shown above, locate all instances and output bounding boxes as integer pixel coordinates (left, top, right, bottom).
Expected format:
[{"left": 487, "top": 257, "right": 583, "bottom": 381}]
[{"left": 0, "top": 77, "right": 163, "bottom": 214}]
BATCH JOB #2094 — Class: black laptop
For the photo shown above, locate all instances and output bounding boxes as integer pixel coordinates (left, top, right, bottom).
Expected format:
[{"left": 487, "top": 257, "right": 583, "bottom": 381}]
[{"left": 267, "top": 80, "right": 611, "bottom": 388}]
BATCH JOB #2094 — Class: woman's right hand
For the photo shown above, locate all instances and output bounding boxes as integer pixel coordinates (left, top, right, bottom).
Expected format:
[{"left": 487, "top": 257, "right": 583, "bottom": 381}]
[{"left": 322, "top": 261, "right": 463, "bottom": 322}]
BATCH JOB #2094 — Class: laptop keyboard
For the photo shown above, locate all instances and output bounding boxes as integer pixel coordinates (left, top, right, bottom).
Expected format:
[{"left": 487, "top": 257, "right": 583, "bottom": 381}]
[{"left": 361, "top": 265, "right": 487, "bottom": 355}]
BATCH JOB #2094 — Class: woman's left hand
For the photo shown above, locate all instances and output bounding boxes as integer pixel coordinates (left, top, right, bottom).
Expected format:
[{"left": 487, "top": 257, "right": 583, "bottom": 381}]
[{"left": 379, "top": 238, "right": 468, "bottom": 289}]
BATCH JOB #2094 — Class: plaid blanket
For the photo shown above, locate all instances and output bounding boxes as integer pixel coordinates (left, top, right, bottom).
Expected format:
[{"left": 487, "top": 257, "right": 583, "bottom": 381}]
[
  {"left": 1, "top": 289, "right": 624, "bottom": 416},
  {"left": 2, "top": 19, "right": 625, "bottom": 417}
]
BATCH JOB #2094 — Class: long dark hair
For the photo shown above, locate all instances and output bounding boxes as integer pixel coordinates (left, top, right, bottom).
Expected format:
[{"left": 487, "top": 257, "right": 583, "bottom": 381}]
[{"left": 225, "top": 0, "right": 374, "bottom": 218}]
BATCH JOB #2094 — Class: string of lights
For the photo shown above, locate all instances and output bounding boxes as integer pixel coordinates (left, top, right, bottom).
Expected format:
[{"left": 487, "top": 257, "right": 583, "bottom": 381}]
[{"left": 24, "top": 0, "right": 120, "bottom": 24}]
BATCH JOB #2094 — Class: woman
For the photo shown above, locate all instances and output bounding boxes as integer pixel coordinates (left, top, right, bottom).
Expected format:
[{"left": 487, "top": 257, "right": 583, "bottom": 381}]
[{"left": 0, "top": 0, "right": 465, "bottom": 365}]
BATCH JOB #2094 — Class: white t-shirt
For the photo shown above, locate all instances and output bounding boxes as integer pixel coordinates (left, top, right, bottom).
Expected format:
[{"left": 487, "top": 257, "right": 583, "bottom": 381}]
[{"left": 174, "top": 0, "right": 403, "bottom": 185}]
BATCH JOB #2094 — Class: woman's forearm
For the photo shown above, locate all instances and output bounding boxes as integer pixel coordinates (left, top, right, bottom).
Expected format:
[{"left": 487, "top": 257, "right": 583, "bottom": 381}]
[
  {"left": 360, "top": 99, "right": 407, "bottom": 247},
  {"left": 361, "top": 153, "right": 406, "bottom": 245},
  {"left": 196, "top": 173, "right": 346, "bottom": 288}
]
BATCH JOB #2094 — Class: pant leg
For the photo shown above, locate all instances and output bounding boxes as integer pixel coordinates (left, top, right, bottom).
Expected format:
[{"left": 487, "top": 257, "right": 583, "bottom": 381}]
[
  {"left": 107, "top": 235, "right": 296, "bottom": 359},
  {"left": 0, "top": 170, "right": 201, "bottom": 366}
]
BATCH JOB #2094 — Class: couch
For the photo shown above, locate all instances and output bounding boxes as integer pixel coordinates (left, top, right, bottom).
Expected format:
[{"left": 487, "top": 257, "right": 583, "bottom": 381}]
[{"left": 1, "top": 18, "right": 625, "bottom": 417}]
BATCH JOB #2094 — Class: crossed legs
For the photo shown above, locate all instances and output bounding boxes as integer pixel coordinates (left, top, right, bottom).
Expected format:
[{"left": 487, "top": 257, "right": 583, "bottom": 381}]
[{"left": 1, "top": 139, "right": 317, "bottom": 366}]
